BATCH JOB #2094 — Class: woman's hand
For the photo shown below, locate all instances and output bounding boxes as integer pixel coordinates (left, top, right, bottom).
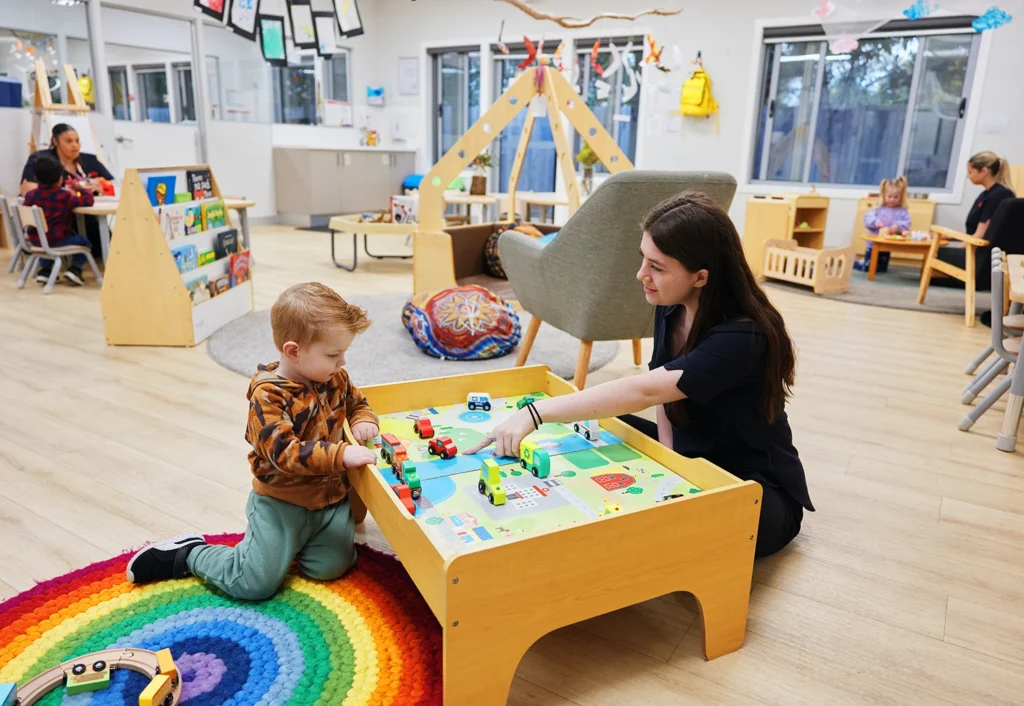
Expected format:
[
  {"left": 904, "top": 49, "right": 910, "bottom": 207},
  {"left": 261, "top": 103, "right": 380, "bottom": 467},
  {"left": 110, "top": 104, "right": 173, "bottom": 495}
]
[{"left": 463, "top": 408, "right": 536, "bottom": 458}]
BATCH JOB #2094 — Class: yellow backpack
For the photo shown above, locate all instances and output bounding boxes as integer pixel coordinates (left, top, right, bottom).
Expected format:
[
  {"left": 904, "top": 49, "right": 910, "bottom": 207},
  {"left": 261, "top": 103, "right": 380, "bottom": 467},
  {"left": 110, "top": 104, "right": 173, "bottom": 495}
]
[{"left": 679, "top": 68, "right": 719, "bottom": 132}]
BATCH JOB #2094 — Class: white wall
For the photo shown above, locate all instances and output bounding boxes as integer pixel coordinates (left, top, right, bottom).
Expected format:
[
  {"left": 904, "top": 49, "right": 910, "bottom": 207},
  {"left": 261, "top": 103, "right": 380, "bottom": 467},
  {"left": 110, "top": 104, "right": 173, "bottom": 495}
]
[{"left": 370, "top": 0, "right": 1023, "bottom": 246}]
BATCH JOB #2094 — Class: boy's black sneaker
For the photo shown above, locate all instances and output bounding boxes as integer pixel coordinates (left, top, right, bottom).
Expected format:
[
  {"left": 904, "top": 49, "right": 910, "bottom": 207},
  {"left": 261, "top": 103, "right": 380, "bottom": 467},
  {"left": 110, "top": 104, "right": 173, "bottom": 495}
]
[
  {"left": 64, "top": 266, "right": 85, "bottom": 286},
  {"left": 126, "top": 534, "right": 207, "bottom": 583},
  {"left": 35, "top": 268, "right": 52, "bottom": 284}
]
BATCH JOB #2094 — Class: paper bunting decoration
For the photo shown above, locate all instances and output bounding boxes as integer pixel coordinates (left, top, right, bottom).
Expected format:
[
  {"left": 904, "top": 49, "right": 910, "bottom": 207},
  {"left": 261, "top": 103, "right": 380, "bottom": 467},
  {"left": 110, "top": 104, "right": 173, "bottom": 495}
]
[
  {"left": 553, "top": 41, "right": 565, "bottom": 70},
  {"left": 829, "top": 32, "right": 859, "bottom": 52},
  {"left": 604, "top": 42, "right": 623, "bottom": 79},
  {"left": 812, "top": 0, "right": 835, "bottom": 20},
  {"left": 973, "top": 6, "right": 1012, "bottom": 31},
  {"left": 571, "top": 58, "right": 582, "bottom": 94},
  {"left": 595, "top": 79, "right": 611, "bottom": 100},
  {"left": 645, "top": 34, "right": 668, "bottom": 72},
  {"left": 590, "top": 41, "right": 604, "bottom": 76},
  {"left": 902, "top": 0, "right": 937, "bottom": 20},
  {"left": 517, "top": 37, "right": 537, "bottom": 71},
  {"left": 496, "top": 20, "right": 509, "bottom": 54}
]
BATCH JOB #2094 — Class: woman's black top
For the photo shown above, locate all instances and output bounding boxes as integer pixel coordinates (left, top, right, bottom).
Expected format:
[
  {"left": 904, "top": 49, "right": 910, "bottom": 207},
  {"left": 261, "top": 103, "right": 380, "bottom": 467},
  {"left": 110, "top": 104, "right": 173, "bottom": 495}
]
[
  {"left": 649, "top": 305, "right": 814, "bottom": 511},
  {"left": 966, "top": 183, "right": 1014, "bottom": 235},
  {"left": 21, "top": 148, "right": 114, "bottom": 185}
]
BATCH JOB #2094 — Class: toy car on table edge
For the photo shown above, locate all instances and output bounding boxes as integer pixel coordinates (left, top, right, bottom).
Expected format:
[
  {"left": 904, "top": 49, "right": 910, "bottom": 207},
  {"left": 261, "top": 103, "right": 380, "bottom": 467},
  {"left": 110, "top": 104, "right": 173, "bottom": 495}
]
[
  {"left": 478, "top": 458, "right": 507, "bottom": 506},
  {"left": 467, "top": 392, "right": 492, "bottom": 411}
]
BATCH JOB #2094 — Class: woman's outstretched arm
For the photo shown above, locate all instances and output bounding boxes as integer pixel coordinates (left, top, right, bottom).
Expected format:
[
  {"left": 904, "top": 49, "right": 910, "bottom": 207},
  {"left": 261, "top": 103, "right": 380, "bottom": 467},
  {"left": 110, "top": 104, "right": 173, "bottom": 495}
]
[{"left": 464, "top": 367, "right": 686, "bottom": 457}]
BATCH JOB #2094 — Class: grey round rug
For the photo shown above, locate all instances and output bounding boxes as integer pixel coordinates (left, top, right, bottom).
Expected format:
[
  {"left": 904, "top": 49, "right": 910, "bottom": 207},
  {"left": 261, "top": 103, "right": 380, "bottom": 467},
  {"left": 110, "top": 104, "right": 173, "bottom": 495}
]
[
  {"left": 207, "top": 293, "right": 619, "bottom": 383},
  {"left": 764, "top": 264, "right": 987, "bottom": 315}
]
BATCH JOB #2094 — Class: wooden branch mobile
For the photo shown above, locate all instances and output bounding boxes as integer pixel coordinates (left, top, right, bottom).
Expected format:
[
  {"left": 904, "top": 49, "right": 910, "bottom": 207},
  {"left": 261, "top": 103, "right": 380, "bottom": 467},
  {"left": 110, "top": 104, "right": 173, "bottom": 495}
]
[{"left": 496, "top": 0, "right": 681, "bottom": 29}]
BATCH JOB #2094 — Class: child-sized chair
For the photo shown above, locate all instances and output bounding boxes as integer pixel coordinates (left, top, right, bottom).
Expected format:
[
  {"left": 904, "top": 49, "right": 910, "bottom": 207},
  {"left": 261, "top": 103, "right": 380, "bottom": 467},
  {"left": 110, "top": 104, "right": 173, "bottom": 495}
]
[
  {"left": 917, "top": 225, "right": 988, "bottom": 327},
  {"left": 15, "top": 204, "right": 103, "bottom": 294},
  {"left": 2, "top": 196, "right": 28, "bottom": 274},
  {"left": 958, "top": 249, "right": 1020, "bottom": 431}
]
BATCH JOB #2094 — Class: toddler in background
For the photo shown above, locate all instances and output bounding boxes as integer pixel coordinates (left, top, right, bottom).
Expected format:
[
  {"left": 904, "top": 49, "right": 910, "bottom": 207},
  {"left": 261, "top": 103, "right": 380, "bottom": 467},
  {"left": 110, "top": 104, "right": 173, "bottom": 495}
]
[{"left": 854, "top": 176, "right": 912, "bottom": 273}]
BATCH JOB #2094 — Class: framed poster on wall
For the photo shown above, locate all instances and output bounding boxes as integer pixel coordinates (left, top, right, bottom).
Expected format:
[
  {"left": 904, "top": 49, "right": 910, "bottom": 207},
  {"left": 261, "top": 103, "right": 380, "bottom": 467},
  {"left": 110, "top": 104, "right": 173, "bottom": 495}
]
[
  {"left": 333, "top": 0, "right": 364, "bottom": 37},
  {"left": 259, "top": 14, "right": 287, "bottom": 66},
  {"left": 313, "top": 11, "right": 339, "bottom": 56},
  {"left": 194, "top": 0, "right": 226, "bottom": 22},
  {"left": 287, "top": 0, "right": 316, "bottom": 49},
  {"left": 228, "top": 0, "right": 261, "bottom": 40}
]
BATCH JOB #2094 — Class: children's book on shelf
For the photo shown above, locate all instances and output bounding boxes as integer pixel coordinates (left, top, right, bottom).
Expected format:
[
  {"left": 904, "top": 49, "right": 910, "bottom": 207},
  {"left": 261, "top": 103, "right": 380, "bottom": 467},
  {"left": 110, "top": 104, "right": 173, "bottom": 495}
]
[
  {"left": 174, "top": 193, "right": 192, "bottom": 203},
  {"left": 187, "top": 168, "right": 213, "bottom": 199},
  {"left": 186, "top": 275, "right": 210, "bottom": 305},
  {"left": 210, "top": 274, "right": 231, "bottom": 296},
  {"left": 215, "top": 229, "right": 240, "bottom": 259},
  {"left": 198, "top": 250, "right": 216, "bottom": 266},
  {"left": 184, "top": 205, "right": 203, "bottom": 236},
  {"left": 146, "top": 175, "right": 176, "bottom": 207},
  {"left": 202, "top": 200, "right": 227, "bottom": 230},
  {"left": 172, "top": 244, "right": 198, "bottom": 273},
  {"left": 161, "top": 205, "right": 185, "bottom": 240},
  {"left": 230, "top": 251, "right": 251, "bottom": 287}
]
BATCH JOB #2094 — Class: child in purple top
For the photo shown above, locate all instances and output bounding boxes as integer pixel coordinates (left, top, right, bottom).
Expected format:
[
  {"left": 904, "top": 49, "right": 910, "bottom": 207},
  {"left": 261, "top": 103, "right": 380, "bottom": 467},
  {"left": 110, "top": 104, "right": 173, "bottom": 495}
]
[{"left": 854, "top": 176, "right": 912, "bottom": 273}]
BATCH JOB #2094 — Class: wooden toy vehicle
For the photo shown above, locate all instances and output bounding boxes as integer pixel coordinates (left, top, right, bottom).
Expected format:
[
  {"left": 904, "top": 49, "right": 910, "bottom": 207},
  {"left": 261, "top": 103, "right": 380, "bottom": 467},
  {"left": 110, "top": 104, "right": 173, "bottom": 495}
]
[
  {"left": 413, "top": 416, "right": 434, "bottom": 439},
  {"left": 14, "top": 648, "right": 180, "bottom": 706},
  {"left": 380, "top": 432, "right": 408, "bottom": 472},
  {"left": 399, "top": 460, "right": 422, "bottom": 499},
  {"left": 573, "top": 420, "right": 599, "bottom": 441},
  {"left": 466, "top": 392, "right": 492, "bottom": 411},
  {"left": 391, "top": 483, "right": 416, "bottom": 515},
  {"left": 428, "top": 435, "right": 458, "bottom": 459},
  {"left": 516, "top": 396, "right": 535, "bottom": 409},
  {"left": 478, "top": 458, "right": 507, "bottom": 506},
  {"left": 519, "top": 440, "right": 551, "bottom": 478}
]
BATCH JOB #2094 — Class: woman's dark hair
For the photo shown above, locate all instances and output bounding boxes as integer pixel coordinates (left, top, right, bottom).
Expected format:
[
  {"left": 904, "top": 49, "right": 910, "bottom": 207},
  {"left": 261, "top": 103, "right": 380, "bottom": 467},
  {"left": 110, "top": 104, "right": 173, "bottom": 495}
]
[
  {"left": 49, "top": 123, "right": 77, "bottom": 149},
  {"left": 643, "top": 190, "right": 796, "bottom": 424}
]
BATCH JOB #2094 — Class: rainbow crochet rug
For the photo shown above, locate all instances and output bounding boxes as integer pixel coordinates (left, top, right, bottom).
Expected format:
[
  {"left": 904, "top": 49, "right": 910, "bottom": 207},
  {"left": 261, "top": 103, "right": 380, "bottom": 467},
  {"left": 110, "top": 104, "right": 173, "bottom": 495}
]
[{"left": 0, "top": 534, "right": 442, "bottom": 705}]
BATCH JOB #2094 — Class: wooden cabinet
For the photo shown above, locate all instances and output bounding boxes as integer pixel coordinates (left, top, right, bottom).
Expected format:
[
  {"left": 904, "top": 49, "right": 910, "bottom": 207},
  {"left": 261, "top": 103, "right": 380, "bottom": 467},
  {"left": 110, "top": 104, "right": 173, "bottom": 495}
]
[
  {"left": 742, "top": 193, "right": 829, "bottom": 278},
  {"left": 274, "top": 147, "right": 417, "bottom": 227}
]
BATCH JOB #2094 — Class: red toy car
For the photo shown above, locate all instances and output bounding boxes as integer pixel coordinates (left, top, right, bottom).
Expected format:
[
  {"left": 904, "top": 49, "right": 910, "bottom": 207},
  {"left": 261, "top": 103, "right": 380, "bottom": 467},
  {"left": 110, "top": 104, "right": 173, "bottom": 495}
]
[
  {"left": 428, "top": 435, "right": 457, "bottom": 459},
  {"left": 391, "top": 483, "right": 416, "bottom": 515},
  {"left": 413, "top": 417, "right": 434, "bottom": 439}
]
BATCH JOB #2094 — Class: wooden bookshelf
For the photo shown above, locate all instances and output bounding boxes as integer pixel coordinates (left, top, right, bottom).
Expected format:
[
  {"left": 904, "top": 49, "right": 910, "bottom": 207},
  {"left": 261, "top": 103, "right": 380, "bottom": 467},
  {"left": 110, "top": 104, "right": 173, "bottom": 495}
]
[
  {"left": 101, "top": 165, "right": 253, "bottom": 346},
  {"left": 742, "top": 193, "right": 829, "bottom": 278}
]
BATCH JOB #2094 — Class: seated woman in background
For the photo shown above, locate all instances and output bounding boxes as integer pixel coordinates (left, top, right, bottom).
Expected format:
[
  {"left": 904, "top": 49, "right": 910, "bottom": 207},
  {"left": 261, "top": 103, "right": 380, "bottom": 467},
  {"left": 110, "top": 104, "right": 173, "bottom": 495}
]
[{"left": 19, "top": 123, "right": 115, "bottom": 260}]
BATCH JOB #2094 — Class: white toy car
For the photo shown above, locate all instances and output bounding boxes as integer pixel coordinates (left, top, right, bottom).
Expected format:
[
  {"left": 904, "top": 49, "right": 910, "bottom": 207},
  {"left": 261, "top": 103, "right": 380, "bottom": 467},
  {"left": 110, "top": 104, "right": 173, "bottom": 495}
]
[
  {"left": 466, "top": 392, "right": 492, "bottom": 411},
  {"left": 573, "top": 420, "right": 599, "bottom": 441}
]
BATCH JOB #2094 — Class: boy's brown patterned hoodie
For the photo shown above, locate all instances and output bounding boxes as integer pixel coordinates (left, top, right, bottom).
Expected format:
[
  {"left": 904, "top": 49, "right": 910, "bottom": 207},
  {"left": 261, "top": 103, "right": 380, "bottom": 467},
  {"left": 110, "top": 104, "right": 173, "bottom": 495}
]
[{"left": 245, "top": 362, "right": 378, "bottom": 511}]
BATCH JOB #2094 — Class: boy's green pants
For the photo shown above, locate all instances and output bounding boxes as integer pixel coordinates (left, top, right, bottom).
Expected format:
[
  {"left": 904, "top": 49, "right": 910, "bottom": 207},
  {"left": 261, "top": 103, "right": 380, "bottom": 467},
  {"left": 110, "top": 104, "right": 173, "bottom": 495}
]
[{"left": 188, "top": 491, "right": 356, "bottom": 601}]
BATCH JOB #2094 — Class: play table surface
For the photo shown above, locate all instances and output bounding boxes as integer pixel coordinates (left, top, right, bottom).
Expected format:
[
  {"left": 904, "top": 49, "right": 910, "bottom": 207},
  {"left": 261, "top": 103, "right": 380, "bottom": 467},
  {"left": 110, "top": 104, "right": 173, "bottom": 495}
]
[
  {"left": 346, "top": 365, "right": 762, "bottom": 705},
  {"left": 863, "top": 234, "right": 931, "bottom": 281}
]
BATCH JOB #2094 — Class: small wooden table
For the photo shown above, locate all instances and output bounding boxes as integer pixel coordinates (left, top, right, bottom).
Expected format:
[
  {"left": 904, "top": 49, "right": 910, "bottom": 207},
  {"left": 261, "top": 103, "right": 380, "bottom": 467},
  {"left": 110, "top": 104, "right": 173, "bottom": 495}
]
[
  {"left": 863, "top": 235, "right": 932, "bottom": 281},
  {"left": 443, "top": 191, "right": 501, "bottom": 224},
  {"left": 327, "top": 213, "right": 415, "bottom": 271},
  {"left": 998, "top": 255, "right": 1024, "bottom": 452},
  {"left": 74, "top": 197, "right": 256, "bottom": 263},
  {"left": 515, "top": 191, "right": 568, "bottom": 223}
]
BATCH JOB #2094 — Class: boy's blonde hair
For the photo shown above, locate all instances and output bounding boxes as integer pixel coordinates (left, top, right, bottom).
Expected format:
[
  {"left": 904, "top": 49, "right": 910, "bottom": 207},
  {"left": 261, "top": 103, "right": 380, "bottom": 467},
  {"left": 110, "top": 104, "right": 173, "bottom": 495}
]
[
  {"left": 969, "top": 151, "right": 1014, "bottom": 190},
  {"left": 879, "top": 175, "right": 908, "bottom": 208},
  {"left": 271, "top": 282, "right": 371, "bottom": 349}
]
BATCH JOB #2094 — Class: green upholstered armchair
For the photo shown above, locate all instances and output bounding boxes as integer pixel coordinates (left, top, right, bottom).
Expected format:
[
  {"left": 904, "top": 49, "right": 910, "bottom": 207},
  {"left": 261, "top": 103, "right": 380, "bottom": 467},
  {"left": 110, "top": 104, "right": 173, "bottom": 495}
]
[{"left": 499, "top": 170, "right": 738, "bottom": 388}]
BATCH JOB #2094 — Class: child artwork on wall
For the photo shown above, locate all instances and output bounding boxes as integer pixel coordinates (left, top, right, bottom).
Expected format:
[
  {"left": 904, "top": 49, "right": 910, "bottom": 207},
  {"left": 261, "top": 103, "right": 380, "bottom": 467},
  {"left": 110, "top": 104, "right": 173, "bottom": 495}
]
[
  {"left": 228, "top": 0, "right": 261, "bottom": 40},
  {"left": 146, "top": 175, "right": 176, "bottom": 207},
  {"left": 259, "top": 15, "right": 287, "bottom": 66},
  {"left": 194, "top": 0, "right": 226, "bottom": 22},
  {"left": 288, "top": 0, "right": 317, "bottom": 49},
  {"left": 334, "top": 0, "right": 364, "bottom": 37},
  {"left": 313, "top": 11, "right": 339, "bottom": 56}
]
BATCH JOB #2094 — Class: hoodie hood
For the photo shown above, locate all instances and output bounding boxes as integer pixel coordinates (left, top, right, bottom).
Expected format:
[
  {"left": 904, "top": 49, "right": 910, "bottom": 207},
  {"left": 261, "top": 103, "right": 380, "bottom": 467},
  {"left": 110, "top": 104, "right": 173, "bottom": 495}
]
[{"left": 246, "top": 362, "right": 309, "bottom": 401}]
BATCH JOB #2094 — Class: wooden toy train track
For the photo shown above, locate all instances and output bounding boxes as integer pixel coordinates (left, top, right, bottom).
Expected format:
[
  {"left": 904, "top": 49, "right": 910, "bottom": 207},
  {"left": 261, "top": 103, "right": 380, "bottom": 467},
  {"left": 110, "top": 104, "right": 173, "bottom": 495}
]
[{"left": 13, "top": 648, "right": 180, "bottom": 706}]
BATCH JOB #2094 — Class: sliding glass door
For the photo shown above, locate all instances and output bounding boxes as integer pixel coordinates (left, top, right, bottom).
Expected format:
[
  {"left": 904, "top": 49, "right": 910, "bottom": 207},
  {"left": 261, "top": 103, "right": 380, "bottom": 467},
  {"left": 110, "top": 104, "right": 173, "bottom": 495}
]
[
  {"left": 492, "top": 52, "right": 556, "bottom": 193},
  {"left": 432, "top": 49, "right": 480, "bottom": 163}
]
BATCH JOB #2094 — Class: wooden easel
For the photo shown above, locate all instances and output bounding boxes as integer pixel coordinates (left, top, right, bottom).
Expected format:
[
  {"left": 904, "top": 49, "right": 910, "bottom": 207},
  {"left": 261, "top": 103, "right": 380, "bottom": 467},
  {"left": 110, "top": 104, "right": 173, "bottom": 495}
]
[{"left": 29, "top": 60, "right": 105, "bottom": 163}]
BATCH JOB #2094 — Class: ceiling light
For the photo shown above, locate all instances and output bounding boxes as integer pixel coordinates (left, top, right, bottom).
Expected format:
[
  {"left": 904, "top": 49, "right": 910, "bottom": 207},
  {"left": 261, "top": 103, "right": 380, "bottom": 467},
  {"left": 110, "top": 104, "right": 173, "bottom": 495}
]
[{"left": 52, "top": 0, "right": 85, "bottom": 7}]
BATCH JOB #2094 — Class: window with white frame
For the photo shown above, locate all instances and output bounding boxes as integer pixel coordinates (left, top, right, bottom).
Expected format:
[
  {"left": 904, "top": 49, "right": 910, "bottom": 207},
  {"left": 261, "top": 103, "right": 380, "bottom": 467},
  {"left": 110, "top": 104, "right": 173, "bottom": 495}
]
[
  {"left": 750, "top": 19, "right": 980, "bottom": 190},
  {"left": 173, "top": 62, "right": 196, "bottom": 123},
  {"left": 136, "top": 65, "right": 171, "bottom": 123},
  {"left": 574, "top": 37, "right": 643, "bottom": 172},
  {"left": 325, "top": 50, "right": 351, "bottom": 103},
  {"left": 430, "top": 47, "right": 481, "bottom": 163},
  {"left": 109, "top": 66, "right": 130, "bottom": 120}
]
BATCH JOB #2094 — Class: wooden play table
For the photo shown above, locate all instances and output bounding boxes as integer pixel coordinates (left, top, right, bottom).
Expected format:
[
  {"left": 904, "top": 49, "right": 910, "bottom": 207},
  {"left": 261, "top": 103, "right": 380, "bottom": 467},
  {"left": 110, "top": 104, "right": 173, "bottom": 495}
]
[{"left": 863, "top": 234, "right": 932, "bottom": 280}]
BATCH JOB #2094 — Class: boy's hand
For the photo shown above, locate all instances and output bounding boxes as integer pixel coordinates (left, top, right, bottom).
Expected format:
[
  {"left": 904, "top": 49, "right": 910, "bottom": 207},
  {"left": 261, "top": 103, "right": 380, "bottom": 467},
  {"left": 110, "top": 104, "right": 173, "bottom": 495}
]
[
  {"left": 351, "top": 421, "right": 379, "bottom": 442},
  {"left": 342, "top": 444, "right": 378, "bottom": 468}
]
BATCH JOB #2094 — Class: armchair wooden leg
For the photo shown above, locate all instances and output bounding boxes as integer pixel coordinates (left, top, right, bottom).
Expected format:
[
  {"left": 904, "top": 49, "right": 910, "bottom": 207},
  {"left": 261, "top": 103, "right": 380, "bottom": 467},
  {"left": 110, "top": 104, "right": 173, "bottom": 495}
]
[
  {"left": 574, "top": 341, "right": 593, "bottom": 390},
  {"left": 632, "top": 339, "right": 642, "bottom": 366},
  {"left": 965, "top": 249, "right": 976, "bottom": 328},
  {"left": 917, "top": 236, "right": 940, "bottom": 305},
  {"left": 516, "top": 316, "right": 542, "bottom": 367}
]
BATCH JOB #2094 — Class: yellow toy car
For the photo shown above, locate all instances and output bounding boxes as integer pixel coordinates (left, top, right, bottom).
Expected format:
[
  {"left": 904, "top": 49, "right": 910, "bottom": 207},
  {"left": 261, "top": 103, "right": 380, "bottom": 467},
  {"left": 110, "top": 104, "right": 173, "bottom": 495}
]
[
  {"left": 519, "top": 440, "right": 551, "bottom": 478},
  {"left": 478, "top": 458, "right": 507, "bottom": 506}
]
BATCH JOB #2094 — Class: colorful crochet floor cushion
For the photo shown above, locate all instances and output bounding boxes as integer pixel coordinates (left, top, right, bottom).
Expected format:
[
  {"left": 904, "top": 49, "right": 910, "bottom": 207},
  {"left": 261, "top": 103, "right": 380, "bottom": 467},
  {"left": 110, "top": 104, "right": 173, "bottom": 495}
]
[
  {"left": 0, "top": 534, "right": 442, "bottom": 705},
  {"left": 402, "top": 284, "right": 520, "bottom": 360},
  {"left": 484, "top": 221, "right": 546, "bottom": 278}
]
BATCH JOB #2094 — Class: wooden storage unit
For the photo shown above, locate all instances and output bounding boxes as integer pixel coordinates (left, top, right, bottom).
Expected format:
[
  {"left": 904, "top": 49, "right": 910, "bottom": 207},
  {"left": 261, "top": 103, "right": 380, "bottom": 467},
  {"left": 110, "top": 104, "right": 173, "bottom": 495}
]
[
  {"left": 852, "top": 196, "right": 936, "bottom": 261},
  {"left": 101, "top": 165, "right": 253, "bottom": 347},
  {"left": 742, "top": 193, "right": 829, "bottom": 278},
  {"left": 273, "top": 147, "right": 416, "bottom": 227}
]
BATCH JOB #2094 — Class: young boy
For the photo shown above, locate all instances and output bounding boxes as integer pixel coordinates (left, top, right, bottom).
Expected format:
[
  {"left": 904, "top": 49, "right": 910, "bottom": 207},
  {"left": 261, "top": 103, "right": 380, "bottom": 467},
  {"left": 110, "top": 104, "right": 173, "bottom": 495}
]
[
  {"left": 127, "top": 283, "right": 381, "bottom": 600},
  {"left": 22, "top": 155, "right": 95, "bottom": 286}
]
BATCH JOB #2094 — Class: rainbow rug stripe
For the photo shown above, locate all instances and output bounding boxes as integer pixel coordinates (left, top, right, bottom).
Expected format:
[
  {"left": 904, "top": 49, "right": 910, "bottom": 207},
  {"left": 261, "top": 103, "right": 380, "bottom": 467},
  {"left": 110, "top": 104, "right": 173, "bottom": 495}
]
[{"left": 0, "top": 534, "right": 442, "bottom": 705}]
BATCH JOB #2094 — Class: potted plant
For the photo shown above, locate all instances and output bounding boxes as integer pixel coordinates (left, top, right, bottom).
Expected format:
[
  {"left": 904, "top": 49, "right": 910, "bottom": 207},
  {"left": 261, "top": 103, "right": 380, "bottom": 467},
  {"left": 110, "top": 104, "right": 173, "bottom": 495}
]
[
  {"left": 576, "top": 143, "right": 600, "bottom": 196},
  {"left": 470, "top": 151, "right": 493, "bottom": 195}
]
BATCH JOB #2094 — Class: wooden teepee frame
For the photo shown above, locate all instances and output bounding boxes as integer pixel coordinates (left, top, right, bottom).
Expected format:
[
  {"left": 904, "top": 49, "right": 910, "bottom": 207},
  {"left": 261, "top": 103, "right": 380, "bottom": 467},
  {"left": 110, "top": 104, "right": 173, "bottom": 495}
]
[{"left": 413, "top": 56, "right": 633, "bottom": 292}]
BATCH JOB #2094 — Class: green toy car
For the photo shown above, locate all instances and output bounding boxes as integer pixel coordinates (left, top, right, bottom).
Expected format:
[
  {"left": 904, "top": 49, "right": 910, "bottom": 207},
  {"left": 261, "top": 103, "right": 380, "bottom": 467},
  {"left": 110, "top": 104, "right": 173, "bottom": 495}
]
[{"left": 516, "top": 396, "right": 536, "bottom": 410}]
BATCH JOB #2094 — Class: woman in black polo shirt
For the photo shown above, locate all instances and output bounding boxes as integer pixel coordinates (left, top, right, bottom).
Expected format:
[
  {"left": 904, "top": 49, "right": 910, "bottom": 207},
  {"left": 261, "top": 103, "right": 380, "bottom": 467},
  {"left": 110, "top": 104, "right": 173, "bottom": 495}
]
[{"left": 465, "top": 191, "right": 813, "bottom": 557}]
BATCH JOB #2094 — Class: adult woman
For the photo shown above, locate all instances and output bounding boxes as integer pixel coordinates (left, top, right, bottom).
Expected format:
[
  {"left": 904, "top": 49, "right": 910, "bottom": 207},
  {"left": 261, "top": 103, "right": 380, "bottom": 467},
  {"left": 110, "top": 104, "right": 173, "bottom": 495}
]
[
  {"left": 466, "top": 192, "right": 813, "bottom": 558},
  {"left": 20, "top": 123, "right": 115, "bottom": 258}
]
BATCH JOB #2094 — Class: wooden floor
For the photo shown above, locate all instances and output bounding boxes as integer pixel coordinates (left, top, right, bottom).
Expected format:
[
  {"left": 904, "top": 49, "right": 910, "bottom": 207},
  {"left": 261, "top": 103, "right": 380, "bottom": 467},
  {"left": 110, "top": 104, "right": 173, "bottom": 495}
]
[{"left": 3, "top": 227, "right": 1024, "bottom": 705}]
